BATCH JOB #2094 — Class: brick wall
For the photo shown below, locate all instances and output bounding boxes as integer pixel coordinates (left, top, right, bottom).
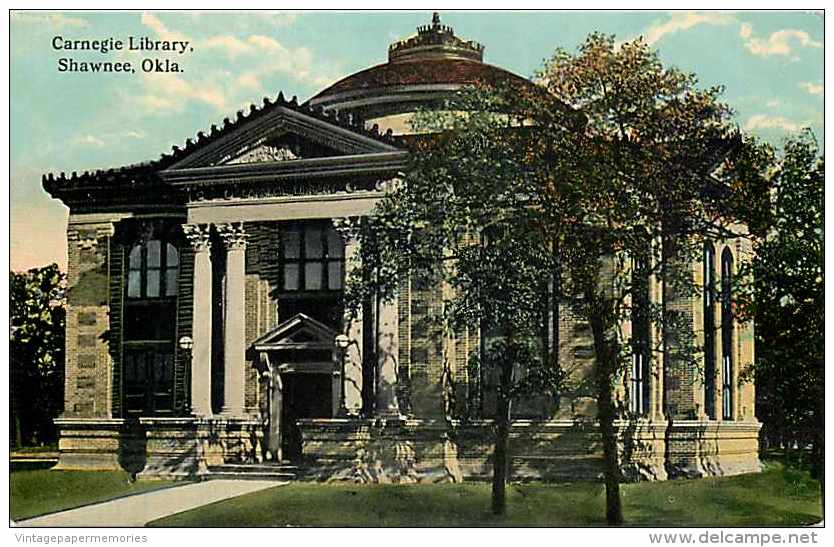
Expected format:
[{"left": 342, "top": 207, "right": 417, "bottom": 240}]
[
  {"left": 242, "top": 221, "right": 284, "bottom": 415},
  {"left": 64, "top": 222, "right": 115, "bottom": 418}
]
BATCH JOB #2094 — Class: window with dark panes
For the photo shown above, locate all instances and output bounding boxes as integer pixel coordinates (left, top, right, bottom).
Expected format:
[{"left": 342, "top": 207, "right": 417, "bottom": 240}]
[
  {"left": 123, "top": 236, "right": 179, "bottom": 416},
  {"left": 630, "top": 255, "right": 650, "bottom": 416},
  {"left": 127, "top": 240, "right": 178, "bottom": 298},
  {"left": 703, "top": 242, "right": 717, "bottom": 419},
  {"left": 279, "top": 222, "right": 345, "bottom": 326},
  {"left": 721, "top": 247, "right": 734, "bottom": 420},
  {"left": 282, "top": 224, "right": 344, "bottom": 292}
]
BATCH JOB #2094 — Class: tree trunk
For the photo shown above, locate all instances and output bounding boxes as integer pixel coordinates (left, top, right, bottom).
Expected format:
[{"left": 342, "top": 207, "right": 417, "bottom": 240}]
[
  {"left": 812, "top": 399, "right": 824, "bottom": 513},
  {"left": 598, "top": 375, "right": 624, "bottom": 525},
  {"left": 492, "top": 362, "right": 513, "bottom": 516},
  {"left": 14, "top": 413, "right": 23, "bottom": 449},
  {"left": 591, "top": 315, "right": 624, "bottom": 526}
]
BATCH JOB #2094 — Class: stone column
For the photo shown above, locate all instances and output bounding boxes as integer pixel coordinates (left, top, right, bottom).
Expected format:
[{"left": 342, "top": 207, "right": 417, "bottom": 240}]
[
  {"left": 337, "top": 222, "right": 363, "bottom": 415},
  {"left": 649, "top": 236, "right": 664, "bottom": 421},
  {"left": 376, "top": 292, "right": 401, "bottom": 417},
  {"left": 217, "top": 222, "right": 247, "bottom": 418},
  {"left": 648, "top": 272, "right": 664, "bottom": 421},
  {"left": 183, "top": 224, "right": 213, "bottom": 417}
]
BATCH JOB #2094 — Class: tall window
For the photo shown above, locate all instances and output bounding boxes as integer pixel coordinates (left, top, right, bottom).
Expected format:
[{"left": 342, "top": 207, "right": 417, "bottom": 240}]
[
  {"left": 123, "top": 237, "right": 179, "bottom": 416},
  {"left": 703, "top": 242, "right": 716, "bottom": 419},
  {"left": 279, "top": 222, "right": 345, "bottom": 326},
  {"left": 281, "top": 223, "right": 344, "bottom": 292},
  {"left": 630, "top": 256, "right": 651, "bottom": 415},
  {"left": 721, "top": 247, "right": 734, "bottom": 420},
  {"left": 127, "top": 240, "right": 179, "bottom": 298}
]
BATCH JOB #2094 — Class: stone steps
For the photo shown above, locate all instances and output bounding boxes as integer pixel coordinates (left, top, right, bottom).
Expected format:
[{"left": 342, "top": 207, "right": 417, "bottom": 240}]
[{"left": 204, "top": 462, "right": 298, "bottom": 481}]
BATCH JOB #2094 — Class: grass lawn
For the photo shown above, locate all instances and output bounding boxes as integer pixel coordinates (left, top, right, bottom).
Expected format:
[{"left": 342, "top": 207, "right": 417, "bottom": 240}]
[
  {"left": 150, "top": 462, "right": 822, "bottom": 527},
  {"left": 11, "top": 468, "right": 177, "bottom": 521}
]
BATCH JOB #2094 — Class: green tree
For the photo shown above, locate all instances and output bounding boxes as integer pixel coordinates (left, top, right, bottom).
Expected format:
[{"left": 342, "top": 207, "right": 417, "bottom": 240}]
[
  {"left": 534, "top": 33, "right": 765, "bottom": 524},
  {"left": 736, "top": 130, "right": 823, "bottom": 482},
  {"left": 342, "top": 89, "right": 565, "bottom": 516},
  {"left": 10, "top": 263, "right": 66, "bottom": 447},
  {"left": 346, "top": 33, "right": 765, "bottom": 522}
]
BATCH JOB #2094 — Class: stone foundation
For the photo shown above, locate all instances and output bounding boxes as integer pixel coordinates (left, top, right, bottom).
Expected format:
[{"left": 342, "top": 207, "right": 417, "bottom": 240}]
[
  {"left": 666, "top": 420, "right": 762, "bottom": 478},
  {"left": 54, "top": 416, "right": 264, "bottom": 479},
  {"left": 53, "top": 418, "right": 126, "bottom": 471},
  {"left": 54, "top": 416, "right": 760, "bottom": 482},
  {"left": 298, "top": 418, "right": 462, "bottom": 483},
  {"left": 456, "top": 419, "right": 667, "bottom": 482},
  {"left": 136, "top": 417, "right": 263, "bottom": 479},
  {"left": 299, "top": 418, "right": 756, "bottom": 483}
]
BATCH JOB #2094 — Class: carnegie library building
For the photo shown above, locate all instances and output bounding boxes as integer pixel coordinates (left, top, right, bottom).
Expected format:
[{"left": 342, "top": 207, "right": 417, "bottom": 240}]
[{"left": 43, "top": 14, "right": 761, "bottom": 482}]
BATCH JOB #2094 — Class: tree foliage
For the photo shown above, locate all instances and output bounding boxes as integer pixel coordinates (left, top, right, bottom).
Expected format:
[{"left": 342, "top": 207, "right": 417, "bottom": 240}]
[
  {"left": 534, "top": 34, "right": 765, "bottom": 524},
  {"left": 736, "top": 130, "right": 823, "bottom": 476},
  {"left": 345, "top": 33, "right": 767, "bottom": 522},
  {"left": 10, "top": 263, "right": 66, "bottom": 447}
]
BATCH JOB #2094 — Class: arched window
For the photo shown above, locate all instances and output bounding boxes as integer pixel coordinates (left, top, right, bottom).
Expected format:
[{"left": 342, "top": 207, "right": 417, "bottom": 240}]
[
  {"left": 721, "top": 247, "right": 734, "bottom": 420},
  {"left": 127, "top": 240, "right": 179, "bottom": 298},
  {"left": 703, "top": 242, "right": 716, "bottom": 419},
  {"left": 123, "top": 236, "right": 179, "bottom": 416},
  {"left": 630, "top": 255, "right": 650, "bottom": 416}
]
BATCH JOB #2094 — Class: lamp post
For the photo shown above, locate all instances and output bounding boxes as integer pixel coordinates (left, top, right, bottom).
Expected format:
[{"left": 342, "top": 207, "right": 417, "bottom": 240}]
[
  {"left": 334, "top": 334, "right": 350, "bottom": 416},
  {"left": 178, "top": 336, "right": 194, "bottom": 413}
]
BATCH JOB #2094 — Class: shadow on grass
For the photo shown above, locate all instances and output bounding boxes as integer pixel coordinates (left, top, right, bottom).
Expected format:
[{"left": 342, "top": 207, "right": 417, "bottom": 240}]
[{"left": 150, "top": 461, "right": 821, "bottom": 528}]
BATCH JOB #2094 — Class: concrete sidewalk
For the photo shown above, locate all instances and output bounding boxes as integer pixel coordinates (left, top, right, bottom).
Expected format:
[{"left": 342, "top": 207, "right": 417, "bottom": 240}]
[{"left": 16, "top": 480, "right": 284, "bottom": 527}]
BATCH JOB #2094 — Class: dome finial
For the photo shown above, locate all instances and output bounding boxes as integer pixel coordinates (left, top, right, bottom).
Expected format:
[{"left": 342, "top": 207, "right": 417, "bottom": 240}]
[{"left": 388, "top": 10, "right": 484, "bottom": 63}]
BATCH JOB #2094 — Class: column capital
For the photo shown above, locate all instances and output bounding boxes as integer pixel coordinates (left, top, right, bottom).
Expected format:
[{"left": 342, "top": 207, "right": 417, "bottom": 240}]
[
  {"left": 216, "top": 222, "right": 247, "bottom": 250},
  {"left": 182, "top": 223, "right": 212, "bottom": 253}
]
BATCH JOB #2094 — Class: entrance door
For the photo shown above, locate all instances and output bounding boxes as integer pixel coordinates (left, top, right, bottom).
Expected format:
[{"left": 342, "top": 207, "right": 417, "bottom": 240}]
[
  {"left": 281, "top": 373, "right": 332, "bottom": 460},
  {"left": 123, "top": 349, "right": 174, "bottom": 416}
]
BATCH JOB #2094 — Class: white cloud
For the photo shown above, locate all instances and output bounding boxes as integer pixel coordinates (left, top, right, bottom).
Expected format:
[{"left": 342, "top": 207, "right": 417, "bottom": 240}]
[
  {"left": 203, "top": 35, "right": 252, "bottom": 58},
  {"left": 139, "top": 72, "right": 228, "bottom": 113},
  {"left": 73, "top": 134, "right": 106, "bottom": 147},
  {"left": 640, "top": 11, "right": 734, "bottom": 45},
  {"left": 740, "top": 23, "right": 822, "bottom": 57},
  {"left": 11, "top": 12, "right": 87, "bottom": 28},
  {"left": 798, "top": 81, "right": 823, "bottom": 95},
  {"left": 739, "top": 22, "right": 753, "bottom": 39},
  {"left": 140, "top": 12, "right": 190, "bottom": 44},
  {"left": 184, "top": 10, "right": 298, "bottom": 29},
  {"left": 766, "top": 99, "right": 780, "bottom": 108},
  {"left": 744, "top": 114, "right": 802, "bottom": 133},
  {"left": 131, "top": 12, "right": 340, "bottom": 113},
  {"left": 235, "top": 73, "right": 263, "bottom": 92},
  {"left": 72, "top": 130, "right": 147, "bottom": 147}
]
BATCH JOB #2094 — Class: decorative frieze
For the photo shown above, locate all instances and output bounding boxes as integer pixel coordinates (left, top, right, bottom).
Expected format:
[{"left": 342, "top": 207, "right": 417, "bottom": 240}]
[
  {"left": 184, "top": 179, "right": 380, "bottom": 203},
  {"left": 229, "top": 144, "right": 300, "bottom": 164}
]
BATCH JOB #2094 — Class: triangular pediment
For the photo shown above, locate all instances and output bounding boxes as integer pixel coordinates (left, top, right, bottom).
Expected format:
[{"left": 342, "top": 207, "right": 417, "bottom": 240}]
[
  {"left": 167, "top": 103, "right": 401, "bottom": 170},
  {"left": 252, "top": 313, "right": 339, "bottom": 351}
]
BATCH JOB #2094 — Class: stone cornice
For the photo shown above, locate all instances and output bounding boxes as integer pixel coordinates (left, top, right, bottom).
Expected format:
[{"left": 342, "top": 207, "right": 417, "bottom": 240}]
[{"left": 159, "top": 151, "right": 407, "bottom": 203}]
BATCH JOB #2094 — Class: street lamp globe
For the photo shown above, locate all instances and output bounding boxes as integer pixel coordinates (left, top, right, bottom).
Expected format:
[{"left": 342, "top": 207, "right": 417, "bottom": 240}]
[
  {"left": 334, "top": 334, "right": 350, "bottom": 349},
  {"left": 178, "top": 335, "right": 194, "bottom": 351}
]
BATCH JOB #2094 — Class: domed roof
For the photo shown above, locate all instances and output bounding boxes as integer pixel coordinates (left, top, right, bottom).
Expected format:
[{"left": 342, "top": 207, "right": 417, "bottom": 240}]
[
  {"left": 308, "top": 13, "right": 540, "bottom": 126},
  {"left": 311, "top": 58, "right": 534, "bottom": 103}
]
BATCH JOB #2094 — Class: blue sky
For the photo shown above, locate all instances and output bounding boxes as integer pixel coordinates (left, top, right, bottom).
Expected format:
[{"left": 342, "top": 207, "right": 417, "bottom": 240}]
[{"left": 10, "top": 10, "right": 824, "bottom": 271}]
